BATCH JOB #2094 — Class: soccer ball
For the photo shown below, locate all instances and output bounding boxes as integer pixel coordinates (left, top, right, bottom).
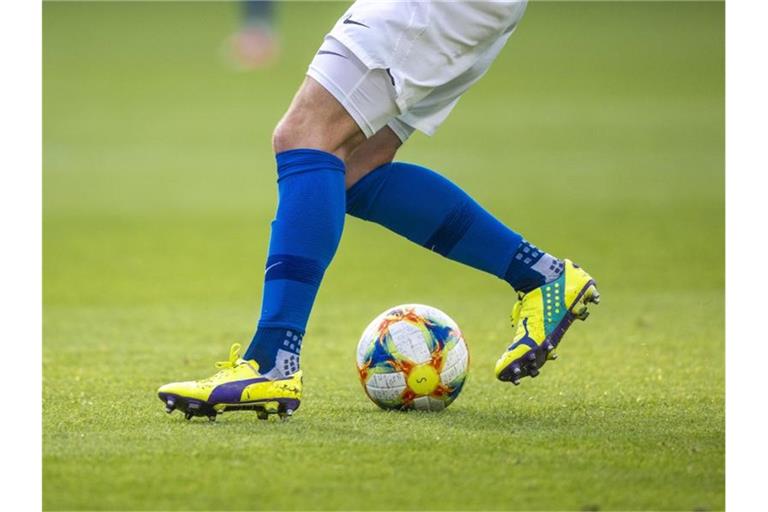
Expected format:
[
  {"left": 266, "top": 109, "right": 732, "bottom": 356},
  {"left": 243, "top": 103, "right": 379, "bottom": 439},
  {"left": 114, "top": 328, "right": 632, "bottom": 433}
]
[{"left": 356, "top": 304, "right": 469, "bottom": 411}]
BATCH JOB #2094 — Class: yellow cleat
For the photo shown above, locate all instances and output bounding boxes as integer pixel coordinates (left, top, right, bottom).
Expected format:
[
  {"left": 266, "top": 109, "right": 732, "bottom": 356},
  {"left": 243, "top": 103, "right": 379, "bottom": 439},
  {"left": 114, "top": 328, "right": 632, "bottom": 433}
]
[
  {"left": 157, "top": 344, "right": 302, "bottom": 421},
  {"left": 495, "top": 259, "right": 600, "bottom": 385}
]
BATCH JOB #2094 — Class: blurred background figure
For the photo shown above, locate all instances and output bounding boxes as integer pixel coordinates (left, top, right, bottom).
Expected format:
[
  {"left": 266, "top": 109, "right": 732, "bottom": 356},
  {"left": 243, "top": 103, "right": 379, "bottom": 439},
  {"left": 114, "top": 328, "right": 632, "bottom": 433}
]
[{"left": 226, "top": 1, "right": 279, "bottom": 70}]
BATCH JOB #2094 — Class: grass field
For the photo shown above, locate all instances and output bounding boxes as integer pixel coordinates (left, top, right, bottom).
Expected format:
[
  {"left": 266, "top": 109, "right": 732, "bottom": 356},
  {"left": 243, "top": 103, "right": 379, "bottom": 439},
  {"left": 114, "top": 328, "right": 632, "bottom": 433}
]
[{"left": 43, "top": 1, "right": 724, "bottom": 510}]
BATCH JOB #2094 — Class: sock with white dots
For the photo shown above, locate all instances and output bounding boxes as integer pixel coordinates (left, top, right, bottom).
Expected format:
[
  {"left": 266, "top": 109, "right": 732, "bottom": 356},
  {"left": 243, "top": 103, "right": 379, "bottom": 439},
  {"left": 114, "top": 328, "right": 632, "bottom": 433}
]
[
  {"left": 245, "top": 327, "right": 302, "bottom": 379},
  {"left": 502, "top": 239, "right": 564, "bottom": 293}
]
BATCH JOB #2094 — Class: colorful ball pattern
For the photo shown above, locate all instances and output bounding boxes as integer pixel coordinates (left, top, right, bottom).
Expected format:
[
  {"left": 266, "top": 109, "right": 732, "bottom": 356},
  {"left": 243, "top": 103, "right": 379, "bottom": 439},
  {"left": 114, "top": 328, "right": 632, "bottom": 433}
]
[{"left": 356, "top": 304, "right": 469, "bottom": 411}]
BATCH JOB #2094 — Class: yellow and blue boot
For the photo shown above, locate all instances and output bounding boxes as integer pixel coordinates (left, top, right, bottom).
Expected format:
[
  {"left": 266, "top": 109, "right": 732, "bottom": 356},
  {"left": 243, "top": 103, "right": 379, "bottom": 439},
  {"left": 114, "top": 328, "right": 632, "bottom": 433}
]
[
  {"left": 157, "top": 344, "right": 302, "bottom": 421},
  {"left": 495, "top": 259, "right": 600, "bottom": 385}
]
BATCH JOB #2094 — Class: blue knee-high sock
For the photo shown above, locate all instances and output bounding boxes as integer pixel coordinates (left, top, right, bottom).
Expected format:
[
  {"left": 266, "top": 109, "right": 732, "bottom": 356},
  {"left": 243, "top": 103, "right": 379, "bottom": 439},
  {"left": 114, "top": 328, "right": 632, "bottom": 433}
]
[
  {"left": 244, "top": 149, "right": 346, "bottom": 377},
  {"left": 346, "top": 162, "right": 563, "bottom": 292}
]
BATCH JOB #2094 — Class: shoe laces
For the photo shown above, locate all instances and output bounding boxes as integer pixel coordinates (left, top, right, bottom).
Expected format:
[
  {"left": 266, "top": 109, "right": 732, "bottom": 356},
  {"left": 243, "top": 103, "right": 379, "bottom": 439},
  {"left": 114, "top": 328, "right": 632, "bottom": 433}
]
[
  {"left": 510, "top": 291, "right": 525, "bottom": 329},
  {"left": 198, "top": 343, "right": 249, "bottom": 385},
  {"left": 215, "top": 343, "right": 243, "bottom": 370}
]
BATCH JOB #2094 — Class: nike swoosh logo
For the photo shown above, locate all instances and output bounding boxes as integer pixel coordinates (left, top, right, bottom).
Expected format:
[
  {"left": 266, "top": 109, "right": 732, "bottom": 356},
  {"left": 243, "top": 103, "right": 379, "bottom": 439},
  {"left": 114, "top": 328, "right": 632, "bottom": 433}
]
[
  {"left": 317, "top": 50, "right": 348, "bottom": 59},
  {"left": 343, "top": 17, "right": 369, "bottom": 28},
  {"left": 265, "top": 261, "right": 283, "bottom": 275}
]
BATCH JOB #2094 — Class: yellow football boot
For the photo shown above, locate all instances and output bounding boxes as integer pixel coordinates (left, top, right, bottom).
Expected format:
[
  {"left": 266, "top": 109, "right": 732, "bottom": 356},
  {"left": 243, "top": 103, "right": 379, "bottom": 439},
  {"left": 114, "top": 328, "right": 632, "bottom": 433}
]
[
  {"left": 157, "top": 343, "right": 302, "bottom": 421},
  {"left": 495, "top": 259, "right": 600, "bottom": 384}
]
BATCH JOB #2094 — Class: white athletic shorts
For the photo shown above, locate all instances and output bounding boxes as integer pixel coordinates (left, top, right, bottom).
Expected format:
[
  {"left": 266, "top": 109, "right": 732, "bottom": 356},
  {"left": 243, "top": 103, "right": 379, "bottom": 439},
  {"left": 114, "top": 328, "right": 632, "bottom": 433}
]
[{"left": 307, "top": 0, "right": 528, "bottom": 142}]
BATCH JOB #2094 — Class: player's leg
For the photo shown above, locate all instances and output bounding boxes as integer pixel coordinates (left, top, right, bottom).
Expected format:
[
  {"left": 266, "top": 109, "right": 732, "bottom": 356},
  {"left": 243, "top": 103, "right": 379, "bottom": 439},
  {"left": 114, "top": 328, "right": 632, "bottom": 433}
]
[
  {"left": 336, "top": 4, "right": 598, "bottom": 386},
  {"left": 157, "top": 78, "right": 362, "bottom": 420},
  {"left": 242, "top": 39, "right": 403, "bottom": 380},
  {"left": 345, "top": 159, "right": 599, "bottom": 385},
  {"left": 346, "top": 97, "right": 599, "bottom": 387},
  {"left": 158, "top": 36, "right": 402, "bottom": 420},
  {"left": 239, "top": 77, "right": 362, "bottom": 381}
]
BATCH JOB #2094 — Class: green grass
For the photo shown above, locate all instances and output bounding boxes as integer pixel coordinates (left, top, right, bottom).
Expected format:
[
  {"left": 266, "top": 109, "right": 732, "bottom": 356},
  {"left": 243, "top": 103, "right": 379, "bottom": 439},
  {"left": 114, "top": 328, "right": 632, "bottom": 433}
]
[{"left": 43, "top": 1, "right": 724, "bottom": 510}]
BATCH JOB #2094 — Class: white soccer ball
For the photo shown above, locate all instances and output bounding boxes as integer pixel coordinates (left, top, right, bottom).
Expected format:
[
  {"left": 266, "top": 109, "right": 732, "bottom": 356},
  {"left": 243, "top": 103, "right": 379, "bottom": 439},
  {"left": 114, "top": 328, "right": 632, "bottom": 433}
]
[{"left": 355, "top": 304, "right": 469, "bottom": 411}]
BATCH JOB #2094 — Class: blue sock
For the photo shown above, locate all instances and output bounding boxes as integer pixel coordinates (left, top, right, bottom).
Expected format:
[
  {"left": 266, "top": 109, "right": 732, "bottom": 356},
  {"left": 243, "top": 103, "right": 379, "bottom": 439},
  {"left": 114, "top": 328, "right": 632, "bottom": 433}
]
[
  {"left": 244, "top": 149, "right": 346, "bottom": 377},
  {"left": 346, "top": 162, "right": 563, "bottom": 293}
]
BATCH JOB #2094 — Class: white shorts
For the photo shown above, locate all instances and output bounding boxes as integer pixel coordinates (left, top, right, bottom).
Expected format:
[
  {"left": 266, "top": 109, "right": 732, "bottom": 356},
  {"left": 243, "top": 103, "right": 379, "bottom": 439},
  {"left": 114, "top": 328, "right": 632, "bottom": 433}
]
[{"left": 306, "top": 0, "right": 528, "bottom": 141}]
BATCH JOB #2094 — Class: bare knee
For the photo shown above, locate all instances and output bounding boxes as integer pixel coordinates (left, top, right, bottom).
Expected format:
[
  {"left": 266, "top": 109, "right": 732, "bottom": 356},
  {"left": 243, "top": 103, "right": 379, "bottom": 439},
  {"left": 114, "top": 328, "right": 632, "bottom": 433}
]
[
  {"left": 271, "top": 116, "right": 304, "bottom": 154},
  {"left": 271, "top": 78, "right": 365, "bottom": 159}
]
